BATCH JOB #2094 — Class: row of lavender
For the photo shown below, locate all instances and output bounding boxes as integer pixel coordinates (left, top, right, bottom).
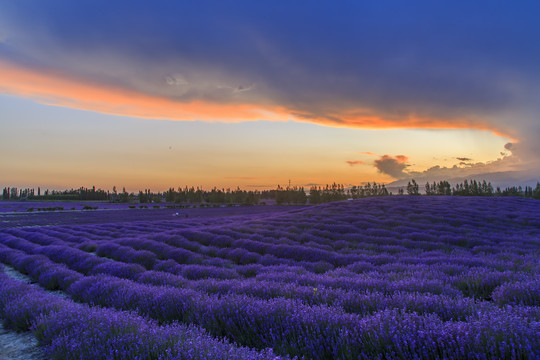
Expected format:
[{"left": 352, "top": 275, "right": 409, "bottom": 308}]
[
  {"left": 0, "top": 240, "right": 519, "bottom": 321},
  {"left": 1, "top": 197, "right": 538, "bottom": 308},
  {"left": 0, "top": 196, "right": 539, "bottom": 358},
  {"left": 3, "top": 197, "right": 538, "bottom": 301},
  {"left": 0, "top": 201, "right": 136, "bottom": 212},
  {"left": 0, "top": 264, "right": 282, "bottom": 359},
  {"left": 0, "top": 232, "right": 536, "bottom": 310},
  {"left": 1, "top": 244, "right": 537, "bottom": 359}
]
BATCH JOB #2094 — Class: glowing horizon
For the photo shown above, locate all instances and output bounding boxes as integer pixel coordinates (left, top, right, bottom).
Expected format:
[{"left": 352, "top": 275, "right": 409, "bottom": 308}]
[{"left": 1, "top": 93, "right": 513, "bottom": 192}]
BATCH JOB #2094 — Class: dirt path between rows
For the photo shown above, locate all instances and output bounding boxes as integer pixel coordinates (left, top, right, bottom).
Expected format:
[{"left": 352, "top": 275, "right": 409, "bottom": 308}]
[
  {"left": 0, "top": 265, "right": 69, "bottom": 360},
  {"left": 0, "top": 323, "right": 45, "bottom": 360}
]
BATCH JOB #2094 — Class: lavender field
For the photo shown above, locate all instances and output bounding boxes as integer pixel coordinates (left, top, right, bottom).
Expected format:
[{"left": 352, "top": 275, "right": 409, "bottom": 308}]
[{"left": 0, "top": 197, "right": 539, "bottom": 359}]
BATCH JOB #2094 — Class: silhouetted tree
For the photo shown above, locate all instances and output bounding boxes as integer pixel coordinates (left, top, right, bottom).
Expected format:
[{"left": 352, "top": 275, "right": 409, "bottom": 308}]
[{"left": 407, "top": 180, "right": 420, "bottom": 195}]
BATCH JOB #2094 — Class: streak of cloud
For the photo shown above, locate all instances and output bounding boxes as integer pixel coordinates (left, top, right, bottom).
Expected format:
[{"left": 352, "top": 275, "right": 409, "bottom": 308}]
[{"left": 0, "top": 60, "right": 290, "bottom": 123}]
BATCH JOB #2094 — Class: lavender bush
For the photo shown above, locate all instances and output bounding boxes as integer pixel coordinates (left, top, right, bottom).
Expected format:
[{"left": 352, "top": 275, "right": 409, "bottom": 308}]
[
  {"left": 0, "top": 273, "right": 283, "bottom": 359},
  {"left": 0, "top": 196, "right": 538, "bottom": 358}
]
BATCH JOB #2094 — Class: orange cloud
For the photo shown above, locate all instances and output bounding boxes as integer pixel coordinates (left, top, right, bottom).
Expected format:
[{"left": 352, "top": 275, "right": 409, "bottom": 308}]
[
  {"left": 394, "top": 155, "right": 409, "bottom": 163},
  {"left": 345, "top": 160, "right": 364, "bottom": 166},
  {"left": 0, "top": 59, "right": 291, "bottom": 123},
  {"left": 0, "top": 59, "right": 514, "bottom": 139},
  {"left": 294, "top": 109, "right": 513, "bottom": 139}
]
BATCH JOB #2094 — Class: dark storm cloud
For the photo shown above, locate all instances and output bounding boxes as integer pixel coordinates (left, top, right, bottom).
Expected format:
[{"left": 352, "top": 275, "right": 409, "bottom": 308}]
[
  {"left": 374, "top": 155, "right": 409, "bottom": 179},
  {"left": 2, "top": 1, "right": 539, "bottom": 109}
]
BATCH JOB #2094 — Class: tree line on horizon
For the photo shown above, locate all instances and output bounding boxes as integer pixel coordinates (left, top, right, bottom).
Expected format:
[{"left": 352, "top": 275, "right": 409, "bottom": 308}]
[
  {"left": 1, "top": 186, "right": 109, "bottom": 201},
  {"left": 405, "top": 179, "right": 540, "bottom": 199},
  {"left": 162, "top": 186, "right": 262, "bottom": 205},
  {"left": 2, "top": 179, "right": 540, "bottom": 204}
]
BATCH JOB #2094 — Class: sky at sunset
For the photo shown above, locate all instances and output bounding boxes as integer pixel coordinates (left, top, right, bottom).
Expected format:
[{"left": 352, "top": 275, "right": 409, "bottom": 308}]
[{"left": 1, "top": 1, "right": 539, "bottom": 191}]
